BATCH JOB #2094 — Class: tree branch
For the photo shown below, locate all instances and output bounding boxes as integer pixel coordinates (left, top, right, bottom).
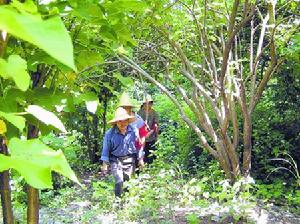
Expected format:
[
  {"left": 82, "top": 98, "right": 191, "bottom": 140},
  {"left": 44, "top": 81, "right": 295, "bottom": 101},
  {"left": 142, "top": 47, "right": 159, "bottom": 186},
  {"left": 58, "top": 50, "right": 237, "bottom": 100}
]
[{"left": 118, "top": 54, "right": 219, "bottom": 158}]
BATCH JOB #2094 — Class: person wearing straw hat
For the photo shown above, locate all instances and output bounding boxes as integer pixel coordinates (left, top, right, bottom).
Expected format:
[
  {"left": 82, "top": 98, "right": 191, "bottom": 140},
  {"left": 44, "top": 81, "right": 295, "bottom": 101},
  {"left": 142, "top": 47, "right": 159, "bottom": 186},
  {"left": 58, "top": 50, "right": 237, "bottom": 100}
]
[
  {"left": 118, "top": 92, "right": 144, "bottom": 129},
  {"left": 118, "top": 92, "right": 148, "bottom": 168},
  {"left": 138, "top": 94, "right": 159, "bottom": 164},
  {"left": 100, "top": 107, "right": 143, "bottom": 197}
]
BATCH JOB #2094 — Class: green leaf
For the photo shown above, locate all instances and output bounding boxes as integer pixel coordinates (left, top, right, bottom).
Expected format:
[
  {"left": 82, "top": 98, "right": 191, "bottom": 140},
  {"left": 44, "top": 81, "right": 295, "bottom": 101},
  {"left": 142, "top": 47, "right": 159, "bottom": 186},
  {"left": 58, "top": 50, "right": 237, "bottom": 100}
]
[
  {"left": 72, "top": 3, "right": 103, "bottom": 22},
  {"left": 0, "top": 111, "right": 25, "bottom": 131},
  {"left": 11, "top": 0, "right": 38, "bottom": 14},
  {"left": 106, "top": 0, "right": 148, "bottom": 13},
  {"left": 64, "top": 95, "right": 75, "bottom": 113},
  {"left": 113, "top": 73, "right": 134, "bottom": 86},
  {"left": 113, "top": 24, "right": 136, "bottom": 45},
  {"left": 100, "top": 25, "right": 117, "bottom": 42},
  {"left": 0, "top": 5, "right": 76, "bottom": 71},
  {"left": 0, "top": 55, "right": 30, "bottom": 91},
  {"left": 0, "top": 138, "right": 81, "bottom": 189},
  {"left": 26, "top": 105, "right": 66, "bottom": 133},
  {"left": 26, "top": 88, "right": 66, "bottom": 110},
  {"left": 102, "top": 82, "right": 115, "bottom": 92},
  {"left": 76, "top": 50, "right": 103, "bottom": 70},
  {"left": 186, "top": 213, "right": 199, "bottom": 224},
  {"left": 27, "top": 50, "right": 58, "bottom": 71},
  {"left": 0, "top": 88, "right": 25, "bottom": 113},
  {"left": 73, "top": 92, "right": 98, "bottom": 105}
]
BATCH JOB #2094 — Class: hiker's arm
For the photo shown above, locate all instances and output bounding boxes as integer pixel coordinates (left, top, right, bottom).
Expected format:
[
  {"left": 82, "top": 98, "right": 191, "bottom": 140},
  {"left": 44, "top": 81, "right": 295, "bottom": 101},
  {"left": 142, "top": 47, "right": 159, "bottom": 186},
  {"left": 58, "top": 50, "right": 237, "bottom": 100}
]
[{"left": 137, "top": 148, "right": 145, "bottom": 168}]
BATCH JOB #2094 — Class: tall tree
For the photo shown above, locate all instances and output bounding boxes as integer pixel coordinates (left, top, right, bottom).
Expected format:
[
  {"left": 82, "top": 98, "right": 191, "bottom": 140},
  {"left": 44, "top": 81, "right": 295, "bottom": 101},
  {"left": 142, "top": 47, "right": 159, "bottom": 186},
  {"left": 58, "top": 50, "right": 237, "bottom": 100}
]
[
  {"left": 0, "top": 1, "right": 79, "bottom": 223},
  {"left": 0, "top": 138, "right": 14, "bottom": 224},
  {"left": 0, "top": 1, "right": 14, "bottom": 223},
  {"left": 119, "top": 0, "right": 300, "bottom": 181}
]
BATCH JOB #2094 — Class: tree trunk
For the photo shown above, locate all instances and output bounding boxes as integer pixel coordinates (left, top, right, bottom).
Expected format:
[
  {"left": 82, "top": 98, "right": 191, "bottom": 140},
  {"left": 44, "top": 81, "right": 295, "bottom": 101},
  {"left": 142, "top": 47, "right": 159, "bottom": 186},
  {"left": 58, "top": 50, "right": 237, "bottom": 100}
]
[
  {"left": 101, "top": 92, "right": 108, "bottom": 136},
  {"left": 26, "top": 68, "right": 46, "bottom": 224},
  {"left": 27, "top": 186, "right": 39, "bottom": 224},
  {"left": 0, "top": 138, "right": 14, "bottom": 224},
  {"left": 0, "top": 3, "right": 13, "bottom": 222},
  {"left": 26, "top": 125, "right": 39, "bottom": 224},
  {"left": 242, "top": 117, "right": 252, "bottom": 177},
  {"left": 117, "top": 0, "right": 285, "bottom": 184},
  {"left": 82, "top": 113, "right": 92, "bottom": 161},
  {"left": 91, "top": 113, "right": 99, "bottom": 163}
]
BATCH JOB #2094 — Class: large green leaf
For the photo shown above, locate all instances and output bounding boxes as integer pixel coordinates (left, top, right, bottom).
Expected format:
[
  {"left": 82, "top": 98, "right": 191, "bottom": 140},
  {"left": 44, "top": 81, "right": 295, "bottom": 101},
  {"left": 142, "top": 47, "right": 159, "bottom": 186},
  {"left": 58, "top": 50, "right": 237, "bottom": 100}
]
[
  {"left": 26, "top": 105, "right": 67, "bottom": 133},
  {"left": 0, "top": 55, "right": 30, "bottom": 91},
  {"left": 0, "top": 5, "right": 76, "bottom": 71},
  {"left": 0, "top": 138, "right": 80, "bottom": 189},
  {"left": 0, "top": 111, "right": 25, "bottom": 131}
]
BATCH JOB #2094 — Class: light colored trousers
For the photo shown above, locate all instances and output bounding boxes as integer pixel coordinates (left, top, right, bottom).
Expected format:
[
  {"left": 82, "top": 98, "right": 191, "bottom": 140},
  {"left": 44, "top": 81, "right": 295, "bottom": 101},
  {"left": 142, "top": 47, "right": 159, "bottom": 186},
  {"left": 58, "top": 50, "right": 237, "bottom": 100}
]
[{"left": 111, "top": 157, "right": 136, "bottom": 197}]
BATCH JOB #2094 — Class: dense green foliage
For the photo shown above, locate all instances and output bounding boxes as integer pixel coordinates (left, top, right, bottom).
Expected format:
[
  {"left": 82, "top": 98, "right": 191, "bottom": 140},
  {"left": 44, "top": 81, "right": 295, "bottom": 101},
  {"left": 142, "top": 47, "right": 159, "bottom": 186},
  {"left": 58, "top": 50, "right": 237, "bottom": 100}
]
[{"left": 0, "top": 0, "right": 299, "bottom": 223}]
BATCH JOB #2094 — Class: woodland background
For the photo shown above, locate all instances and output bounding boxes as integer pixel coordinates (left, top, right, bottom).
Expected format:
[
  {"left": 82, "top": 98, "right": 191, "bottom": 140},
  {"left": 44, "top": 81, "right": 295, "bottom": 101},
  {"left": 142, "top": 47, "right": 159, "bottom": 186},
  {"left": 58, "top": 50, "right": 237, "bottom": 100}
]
[{"left": 0, "top": 0, "right": 299, "bottom": 223}]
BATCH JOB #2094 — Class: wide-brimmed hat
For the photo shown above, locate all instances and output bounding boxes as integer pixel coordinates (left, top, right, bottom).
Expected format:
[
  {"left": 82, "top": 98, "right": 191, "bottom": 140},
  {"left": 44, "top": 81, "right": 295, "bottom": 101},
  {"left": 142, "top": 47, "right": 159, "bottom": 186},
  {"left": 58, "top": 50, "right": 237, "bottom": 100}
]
[
  {"left": 142, "top": 94, "right": 154, "bottom": 104},
  {"left": 108, "top": 107, "right": 135, "bottom": 125},
  {"left": 118, "top": 92, "right": 135, "bottom": 107}
]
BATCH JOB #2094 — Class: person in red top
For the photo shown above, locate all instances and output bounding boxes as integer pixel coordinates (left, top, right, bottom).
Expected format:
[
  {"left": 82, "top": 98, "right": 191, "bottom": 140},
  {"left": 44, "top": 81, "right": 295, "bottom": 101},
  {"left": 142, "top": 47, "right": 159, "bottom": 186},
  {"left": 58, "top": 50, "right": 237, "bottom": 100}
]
[
  {"left": 138, "top": 94, "right": 159, "bottom": 164},
  {"left": 118, "top": 92, "right": 148, "bottom": 167}
]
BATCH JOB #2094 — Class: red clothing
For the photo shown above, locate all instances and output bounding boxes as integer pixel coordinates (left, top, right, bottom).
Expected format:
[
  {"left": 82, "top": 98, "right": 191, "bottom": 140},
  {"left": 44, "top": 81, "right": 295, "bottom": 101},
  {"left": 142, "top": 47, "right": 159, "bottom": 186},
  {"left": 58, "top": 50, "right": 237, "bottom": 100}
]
[{"left": 135, "top": 124, "right": 149, "bottom": 150}]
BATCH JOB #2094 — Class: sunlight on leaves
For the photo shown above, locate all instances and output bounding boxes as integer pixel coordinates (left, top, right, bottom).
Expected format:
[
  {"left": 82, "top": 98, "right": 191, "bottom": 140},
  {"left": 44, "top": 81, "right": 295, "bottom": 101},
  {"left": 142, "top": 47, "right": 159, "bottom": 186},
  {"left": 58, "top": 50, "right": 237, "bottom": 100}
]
[
  {"left": 26, "top": 105, "right": 66, "bottom": 133},
  {"left": 0, "top": 55, "right": 30, "bottom": 91},
  {"left": 0, "top": 111, "right": 25, "bottom": 131},
  {"left": 0, "top": 138, "right": 81, "bottom": 189},
  {"left": 0, "top": 5, "right": 76, "bottom": 70}
]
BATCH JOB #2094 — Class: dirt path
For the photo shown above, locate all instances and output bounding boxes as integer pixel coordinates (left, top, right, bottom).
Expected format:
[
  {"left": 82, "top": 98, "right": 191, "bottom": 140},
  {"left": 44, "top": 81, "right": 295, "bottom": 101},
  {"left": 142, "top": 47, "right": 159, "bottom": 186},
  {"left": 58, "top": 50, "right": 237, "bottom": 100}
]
[
  {"left": 5, "top": 172, "right": 298, "bottom": 224},
  {"left": 38, "top": 172, "right": 300, "bottom": 224}
]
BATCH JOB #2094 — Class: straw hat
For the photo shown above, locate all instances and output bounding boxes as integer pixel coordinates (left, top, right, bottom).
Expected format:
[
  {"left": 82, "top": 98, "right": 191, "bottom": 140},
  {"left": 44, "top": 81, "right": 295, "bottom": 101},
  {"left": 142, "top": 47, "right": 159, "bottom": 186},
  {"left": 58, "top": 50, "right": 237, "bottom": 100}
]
[
  {"left": 118, "top": 92, "right": 135, "bottom": 107},
  {"left": 108, "top": 107, "right": 135, "bottom": 125},
  {"left": 142, "top": 94, "right": 154, "bottom": 104}
]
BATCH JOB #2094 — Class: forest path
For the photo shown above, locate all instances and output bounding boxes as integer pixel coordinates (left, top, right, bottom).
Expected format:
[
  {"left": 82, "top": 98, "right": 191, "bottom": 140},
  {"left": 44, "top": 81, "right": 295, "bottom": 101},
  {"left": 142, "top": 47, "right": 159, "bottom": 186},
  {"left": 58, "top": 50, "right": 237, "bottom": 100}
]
[{"left": 37, "top": 171, "right": 300, "bottom": 224}]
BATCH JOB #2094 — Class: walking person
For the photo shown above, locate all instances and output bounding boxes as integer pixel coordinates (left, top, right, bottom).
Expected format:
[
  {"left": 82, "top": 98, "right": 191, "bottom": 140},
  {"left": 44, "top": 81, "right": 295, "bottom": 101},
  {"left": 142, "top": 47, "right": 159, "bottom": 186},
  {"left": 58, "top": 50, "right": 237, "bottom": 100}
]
[
  {"left": 100, "top": 107, "right": 143, "bottom": 197},
  {"left": 138, "top": 94, "right": 159, "bottom": 164},
  {"left": 118, "top": 92, "right": 148, "bottom": 168}
]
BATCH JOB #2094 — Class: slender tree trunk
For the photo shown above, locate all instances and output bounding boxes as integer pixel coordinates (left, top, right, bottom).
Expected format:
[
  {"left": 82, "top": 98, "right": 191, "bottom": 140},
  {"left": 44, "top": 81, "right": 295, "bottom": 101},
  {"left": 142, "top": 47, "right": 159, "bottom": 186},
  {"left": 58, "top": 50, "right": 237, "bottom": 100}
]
[
  {"left": 82, "top": 112, "right": 92, "bottom": 161},
  {"left": 91, "top": 113, "right": 99, "bottom": 163},
  {"left": 26, "top": 68, "right": 47, "bottom": 224},
  {"left": 242, "top": 117, "right": 252, "bottom": 177},
  {"left": 27, "top": 186, "right": 39, "bottom": 224},
  {"left": 0, "top": 10, "right": 13, "bottom": 222},
  {"left": 27, "top": 125, "right": 39, "bottom": 224},
  {"left": 216, "top": 140, "right": 234, "bottom": 181},
  {"left": 0, "top": 138, "right": 14, "bottom": 224},
  {"left": 102, "top": 92, "right": 108, "bottom": 135}
]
